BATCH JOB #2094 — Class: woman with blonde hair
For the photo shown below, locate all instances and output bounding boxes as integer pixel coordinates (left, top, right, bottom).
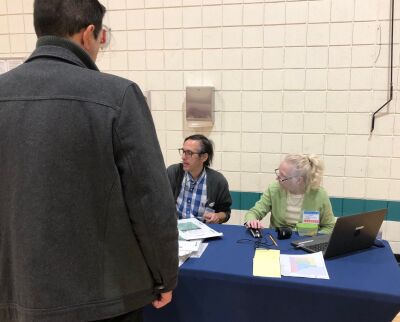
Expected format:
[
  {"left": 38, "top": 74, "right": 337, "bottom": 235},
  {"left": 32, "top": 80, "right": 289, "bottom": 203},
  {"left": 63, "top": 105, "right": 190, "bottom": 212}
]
[{"left": 245, "top": 154, "right": 335, "bottom": 234}]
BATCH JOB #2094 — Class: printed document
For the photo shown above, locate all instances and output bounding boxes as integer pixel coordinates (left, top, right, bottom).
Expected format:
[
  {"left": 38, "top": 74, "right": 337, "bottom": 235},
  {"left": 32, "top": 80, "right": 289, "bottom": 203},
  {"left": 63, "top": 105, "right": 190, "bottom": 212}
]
[
  {"left": 178, "top": 218, "right": 223, "bottom": 240},
  {"left": 280, "top": 252, "right": 329, "bottom": 279}
]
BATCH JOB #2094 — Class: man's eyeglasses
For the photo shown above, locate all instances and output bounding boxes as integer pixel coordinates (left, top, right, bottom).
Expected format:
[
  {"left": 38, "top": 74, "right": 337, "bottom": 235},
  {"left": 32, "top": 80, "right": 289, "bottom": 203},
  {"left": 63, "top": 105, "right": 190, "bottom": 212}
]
[
  {"left": 274, "top": 169, "right": 297, "bottom": 182},
  {"left": 99, "top": 25, "right": 111, "bottom": 49},
  {"left": 178, "top": 148, "right": 203, "bottom": 158}
]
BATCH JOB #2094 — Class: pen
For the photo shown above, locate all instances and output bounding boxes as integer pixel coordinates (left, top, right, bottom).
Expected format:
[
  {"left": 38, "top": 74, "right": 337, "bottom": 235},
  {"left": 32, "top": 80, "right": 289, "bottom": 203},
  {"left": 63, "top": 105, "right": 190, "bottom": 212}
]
[
  {"left": 294, "top": 240, "right": 314, "bottom": 248},
  {"left": 268, "top": 234, "right": 278, "bottom": 247},
  {"left": 297, "top": 240, "right": 313, "bottom": 245}
]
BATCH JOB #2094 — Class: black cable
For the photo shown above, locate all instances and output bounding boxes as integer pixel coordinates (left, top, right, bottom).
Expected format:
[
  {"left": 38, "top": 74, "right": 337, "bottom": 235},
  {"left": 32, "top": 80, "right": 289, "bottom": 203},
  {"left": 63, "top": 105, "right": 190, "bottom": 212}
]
[
  {"left": 236, "top": 237, "right": 276, "bottom": 250},
  {"left": 370, "top": 0, "right": 394, "bottom": 133}
]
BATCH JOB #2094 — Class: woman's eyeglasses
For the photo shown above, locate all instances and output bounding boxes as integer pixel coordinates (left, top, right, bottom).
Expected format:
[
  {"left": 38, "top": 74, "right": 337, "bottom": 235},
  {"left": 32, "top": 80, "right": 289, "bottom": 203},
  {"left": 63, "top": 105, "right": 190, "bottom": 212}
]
[{"left": 274, "top": 168, "right": 297, "bottom": 182}]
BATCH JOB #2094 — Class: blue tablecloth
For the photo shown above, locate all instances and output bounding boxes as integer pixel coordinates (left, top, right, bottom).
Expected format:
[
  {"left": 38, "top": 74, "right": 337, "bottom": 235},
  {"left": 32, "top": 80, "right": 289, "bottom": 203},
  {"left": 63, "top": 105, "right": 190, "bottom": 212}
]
[{"left": 145, "top": 224, "right": 400, "bottom": 322}]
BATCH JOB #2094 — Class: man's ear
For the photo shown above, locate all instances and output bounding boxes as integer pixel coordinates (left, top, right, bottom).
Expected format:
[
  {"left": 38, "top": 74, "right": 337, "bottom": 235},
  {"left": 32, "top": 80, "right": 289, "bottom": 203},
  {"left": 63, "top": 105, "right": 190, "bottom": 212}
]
[
  {"left": 82, "top": 24, "right": 96, "bottom": 51},
  {"left": 201, "top": 153, "right": 209, "bottom": 164}
]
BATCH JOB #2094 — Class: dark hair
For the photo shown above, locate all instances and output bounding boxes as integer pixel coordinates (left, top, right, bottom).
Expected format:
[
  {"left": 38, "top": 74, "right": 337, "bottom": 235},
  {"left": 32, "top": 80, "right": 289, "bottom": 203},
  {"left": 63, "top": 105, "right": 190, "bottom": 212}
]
[
  {"left": 34, "top": 0, "right": 106, "bottom": 38},
  {"left": 184, "top": 134, "right": 214, "bottom": 167}
]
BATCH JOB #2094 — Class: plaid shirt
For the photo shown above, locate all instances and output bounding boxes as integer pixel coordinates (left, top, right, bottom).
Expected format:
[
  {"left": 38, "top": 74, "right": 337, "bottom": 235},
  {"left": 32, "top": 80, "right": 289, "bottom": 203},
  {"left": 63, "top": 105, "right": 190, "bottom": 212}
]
[{"left": 176, "top": 170, "right": 207, "bottom": 220}]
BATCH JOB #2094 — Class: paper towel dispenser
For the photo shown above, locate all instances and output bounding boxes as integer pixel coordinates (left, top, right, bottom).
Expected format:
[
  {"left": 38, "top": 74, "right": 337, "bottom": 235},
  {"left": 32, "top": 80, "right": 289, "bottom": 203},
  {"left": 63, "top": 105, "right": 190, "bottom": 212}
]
[{"left": 186, "top": 86, "right": 214, "bottom": 128}]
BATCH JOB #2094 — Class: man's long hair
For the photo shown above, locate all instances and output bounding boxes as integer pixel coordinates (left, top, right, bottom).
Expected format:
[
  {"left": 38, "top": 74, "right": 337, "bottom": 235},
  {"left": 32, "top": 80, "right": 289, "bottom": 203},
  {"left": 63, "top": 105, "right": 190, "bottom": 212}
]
[{"left": 184, "top": 134, "right": 214, "bottom": 167}]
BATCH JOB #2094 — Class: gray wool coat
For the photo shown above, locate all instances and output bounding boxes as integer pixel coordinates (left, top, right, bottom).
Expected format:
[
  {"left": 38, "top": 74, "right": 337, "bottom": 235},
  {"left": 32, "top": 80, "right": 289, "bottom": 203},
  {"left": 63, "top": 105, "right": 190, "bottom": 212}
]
[{"left": 0, "top": 36, "right": 178, "bottom": 322}]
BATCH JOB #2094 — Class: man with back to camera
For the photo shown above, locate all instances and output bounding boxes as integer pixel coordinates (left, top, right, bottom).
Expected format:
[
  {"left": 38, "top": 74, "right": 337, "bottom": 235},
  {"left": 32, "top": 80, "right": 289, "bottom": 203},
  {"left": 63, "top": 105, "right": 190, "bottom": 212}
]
[
  {"left": 167, "top": 134, "right": 232, "bottom": 224},
  {"left": 0, "top": 1, "right": 178, "bottom": 321}
]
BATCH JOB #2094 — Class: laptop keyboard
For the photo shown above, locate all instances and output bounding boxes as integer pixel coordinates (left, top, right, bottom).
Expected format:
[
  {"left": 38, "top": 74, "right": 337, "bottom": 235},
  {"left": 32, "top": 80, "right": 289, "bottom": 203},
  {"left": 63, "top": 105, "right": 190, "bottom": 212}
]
[{"left": 307, "top": 242, "right": 329, "bottom": 252}]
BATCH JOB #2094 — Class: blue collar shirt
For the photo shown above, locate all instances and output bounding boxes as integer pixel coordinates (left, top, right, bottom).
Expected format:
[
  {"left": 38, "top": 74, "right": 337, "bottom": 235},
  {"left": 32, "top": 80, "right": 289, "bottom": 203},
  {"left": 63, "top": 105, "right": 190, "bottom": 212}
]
[{"left": 176, "top": 169, "right": 207, "bottom": 220}]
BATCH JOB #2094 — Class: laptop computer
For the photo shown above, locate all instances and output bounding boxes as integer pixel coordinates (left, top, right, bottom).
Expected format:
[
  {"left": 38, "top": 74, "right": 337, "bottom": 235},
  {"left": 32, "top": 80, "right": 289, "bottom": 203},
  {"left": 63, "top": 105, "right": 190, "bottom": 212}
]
[{"left": 291, "top": 209, "right": 387, "bottom": 259}]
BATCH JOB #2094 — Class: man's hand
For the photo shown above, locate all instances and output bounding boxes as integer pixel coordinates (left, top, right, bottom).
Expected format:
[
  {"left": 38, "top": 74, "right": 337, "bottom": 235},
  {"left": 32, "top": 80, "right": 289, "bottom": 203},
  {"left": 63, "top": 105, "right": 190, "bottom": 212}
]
[
  {"left": 152, "top": 291, "right": 173, "bottom": 309},
  {"left": 203, "top": 212, "right": 225, "bottom": 224}
]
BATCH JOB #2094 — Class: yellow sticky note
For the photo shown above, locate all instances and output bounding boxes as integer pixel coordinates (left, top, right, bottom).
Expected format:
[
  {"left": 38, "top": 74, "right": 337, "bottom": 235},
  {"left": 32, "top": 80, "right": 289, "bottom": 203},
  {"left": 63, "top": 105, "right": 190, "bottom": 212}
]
[{"left": 253, "top": 249, "right": 281, "bottom": 278}]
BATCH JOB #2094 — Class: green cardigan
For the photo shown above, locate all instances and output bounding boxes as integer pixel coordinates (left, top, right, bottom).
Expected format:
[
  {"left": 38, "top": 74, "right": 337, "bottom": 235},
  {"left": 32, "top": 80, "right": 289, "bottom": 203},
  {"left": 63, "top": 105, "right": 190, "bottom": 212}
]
[{"left": 245, "top": 182, "right": 336, "bottom": 234}]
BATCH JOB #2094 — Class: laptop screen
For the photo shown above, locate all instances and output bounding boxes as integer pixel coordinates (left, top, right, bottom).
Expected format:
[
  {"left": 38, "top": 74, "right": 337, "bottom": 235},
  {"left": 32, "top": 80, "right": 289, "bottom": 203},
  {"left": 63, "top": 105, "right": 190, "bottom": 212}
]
[{"left": 291, "top": 209, "right": 387, "bottom": 259}]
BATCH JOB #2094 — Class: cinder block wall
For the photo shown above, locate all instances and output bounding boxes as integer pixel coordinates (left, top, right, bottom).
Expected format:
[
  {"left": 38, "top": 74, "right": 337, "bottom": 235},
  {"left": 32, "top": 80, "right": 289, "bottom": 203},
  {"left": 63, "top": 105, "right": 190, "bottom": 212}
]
[{"left": 1, "top": 0, "right": 399, "bottom": 252}]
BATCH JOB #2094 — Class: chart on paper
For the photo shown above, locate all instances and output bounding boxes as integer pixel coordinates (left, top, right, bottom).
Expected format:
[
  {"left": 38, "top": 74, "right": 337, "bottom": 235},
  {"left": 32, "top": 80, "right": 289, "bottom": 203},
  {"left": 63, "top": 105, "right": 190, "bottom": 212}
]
[{"left": 280, "top": 252, "right": 329, "bottom": 279}]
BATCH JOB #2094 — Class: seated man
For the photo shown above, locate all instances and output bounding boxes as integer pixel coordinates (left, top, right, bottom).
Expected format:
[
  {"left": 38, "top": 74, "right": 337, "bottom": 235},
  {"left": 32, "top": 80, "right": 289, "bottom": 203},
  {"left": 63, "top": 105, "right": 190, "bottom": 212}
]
[{"left": 167, "top": 134, "right": 231, "bottom": 223}]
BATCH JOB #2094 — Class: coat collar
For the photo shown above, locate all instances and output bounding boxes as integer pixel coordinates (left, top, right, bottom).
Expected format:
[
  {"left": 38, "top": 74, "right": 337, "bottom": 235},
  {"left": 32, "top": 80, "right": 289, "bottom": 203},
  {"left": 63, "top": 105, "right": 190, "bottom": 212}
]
[{"left": 25, "top": 36, "right": 99, "bottom": 71}]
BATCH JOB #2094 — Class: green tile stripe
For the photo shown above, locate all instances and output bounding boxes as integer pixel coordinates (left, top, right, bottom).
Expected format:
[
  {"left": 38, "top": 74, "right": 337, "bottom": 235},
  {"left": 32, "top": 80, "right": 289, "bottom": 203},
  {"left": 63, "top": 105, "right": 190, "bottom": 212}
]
[{"left": 230, "top": 191, "right": 400, "bottom": 222}]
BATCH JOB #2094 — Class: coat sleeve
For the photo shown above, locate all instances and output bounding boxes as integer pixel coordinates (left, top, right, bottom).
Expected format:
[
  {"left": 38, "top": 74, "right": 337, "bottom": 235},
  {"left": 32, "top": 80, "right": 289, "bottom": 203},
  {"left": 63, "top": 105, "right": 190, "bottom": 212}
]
[
  {"left": 244, "top": 185, "right": 272, "bottom": 223},
  {"left": 113, "top": 83, "right": 178, "bottom": 292}
]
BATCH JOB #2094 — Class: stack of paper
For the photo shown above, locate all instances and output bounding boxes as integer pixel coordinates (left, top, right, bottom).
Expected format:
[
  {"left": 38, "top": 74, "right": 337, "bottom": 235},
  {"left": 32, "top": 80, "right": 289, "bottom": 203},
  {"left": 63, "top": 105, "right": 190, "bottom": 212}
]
[
  {"left": 178, "top": 239, "right": 208, "bottom": 266},
  {"left": 177, "top": 218, "right": 220, "bottom": 266},
  {"left": 253, "top": 249, "right": 281, "bottom": 278}
]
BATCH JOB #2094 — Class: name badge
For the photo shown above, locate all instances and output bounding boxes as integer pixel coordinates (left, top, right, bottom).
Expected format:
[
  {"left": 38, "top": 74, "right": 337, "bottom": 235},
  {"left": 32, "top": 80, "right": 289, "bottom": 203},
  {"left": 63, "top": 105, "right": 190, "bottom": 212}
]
[{"left": 303, "top": 211, "right": 320, "bottom": 224}]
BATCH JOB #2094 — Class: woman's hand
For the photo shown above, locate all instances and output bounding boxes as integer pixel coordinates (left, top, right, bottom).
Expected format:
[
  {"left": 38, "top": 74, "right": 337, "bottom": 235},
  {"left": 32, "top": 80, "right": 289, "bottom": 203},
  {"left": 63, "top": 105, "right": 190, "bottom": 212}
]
[{"left": 245, "top": 219, "right": 264, "bottom": 229}]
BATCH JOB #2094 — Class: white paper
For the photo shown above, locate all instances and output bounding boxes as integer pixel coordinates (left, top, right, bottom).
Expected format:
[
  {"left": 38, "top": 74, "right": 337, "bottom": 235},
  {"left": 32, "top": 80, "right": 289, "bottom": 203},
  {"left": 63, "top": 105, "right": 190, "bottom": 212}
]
[
  {"left": 190, "top": 243, "right": 208, "bottom": 258},
  {"left": 178, "top": 253, "right": 191, "bottom": 267},
  {"left": 280, "top": 252, "right": 329, "bottom": 279},
  {"left": 0, "top": 58, "right": 24, "bottom": 75},
  {"left": 178, "top": 218, "right": 223, "bottom": 240},
  {"left": 7, "top": 59, "right": 23, "bottom": 70},
  {"left": 179, "top": 240, "right": 202, "bottom": 255},
  {"left": 178, "top": 241, "right": 208, "bottom": 266},
  {"left": 0, "top": 60, "right": 7, "bottom": 74}
]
